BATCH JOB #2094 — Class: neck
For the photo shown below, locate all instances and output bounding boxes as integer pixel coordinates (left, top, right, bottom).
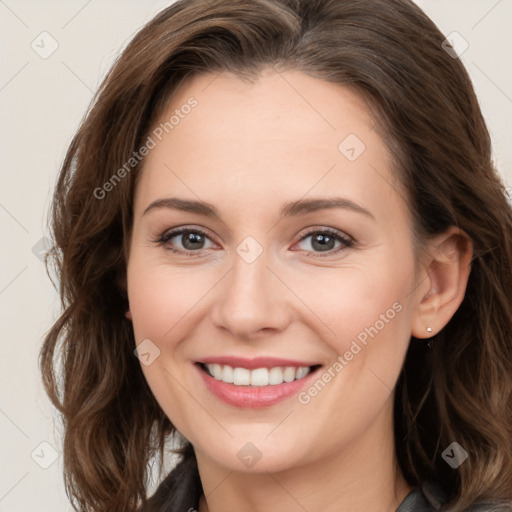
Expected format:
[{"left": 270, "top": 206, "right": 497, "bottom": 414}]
[{"left": 196, "top": 400, "right": 412, "bottom": 512}]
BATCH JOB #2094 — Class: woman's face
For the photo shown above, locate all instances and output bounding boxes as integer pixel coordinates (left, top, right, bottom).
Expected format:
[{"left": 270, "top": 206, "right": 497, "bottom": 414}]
[{"left": 126, "top": 68, "right": 425, "bottom": 473}]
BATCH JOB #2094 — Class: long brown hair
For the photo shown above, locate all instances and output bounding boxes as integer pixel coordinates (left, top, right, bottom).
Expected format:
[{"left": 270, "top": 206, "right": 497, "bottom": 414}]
[{"left": 40, "top": 0, "right": 512, "bottom": 510}]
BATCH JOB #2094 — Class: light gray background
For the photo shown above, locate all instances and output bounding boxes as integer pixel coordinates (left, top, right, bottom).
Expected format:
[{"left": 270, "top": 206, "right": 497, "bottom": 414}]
[{"left": 1, "top": 1, "right": 511, "bottom": 510}]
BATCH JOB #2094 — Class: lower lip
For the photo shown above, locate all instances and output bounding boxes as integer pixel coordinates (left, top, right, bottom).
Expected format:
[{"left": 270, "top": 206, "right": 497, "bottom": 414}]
[{"left": 195, "top": 363, "right": 321, "bottom": 408}]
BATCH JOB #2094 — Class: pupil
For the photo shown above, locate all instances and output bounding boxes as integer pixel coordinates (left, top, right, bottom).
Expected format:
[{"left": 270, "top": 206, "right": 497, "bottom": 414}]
[
  {"left": 312, "top": 233, "right": 334, "bottom": 251},
  {"left": 183, "top": 232, "right": 204, "bottom": 250}
]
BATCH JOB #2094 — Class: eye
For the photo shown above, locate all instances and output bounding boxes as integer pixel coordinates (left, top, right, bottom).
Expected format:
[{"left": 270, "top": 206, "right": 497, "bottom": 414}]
[
  {"left": 154, "top": 226, "right": 354, "bottom": 257},
  {"left": 156, "top": 227, "right": 215, "bottom": 256},
  {"left": 293, "top": 228, "right": 353, "bottom": 257}
]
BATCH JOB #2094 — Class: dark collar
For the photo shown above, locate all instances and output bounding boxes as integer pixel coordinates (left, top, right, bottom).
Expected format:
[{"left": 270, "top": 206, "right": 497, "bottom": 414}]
[{"left": 396, "top": 482, "right": 445, "bottom": 512}]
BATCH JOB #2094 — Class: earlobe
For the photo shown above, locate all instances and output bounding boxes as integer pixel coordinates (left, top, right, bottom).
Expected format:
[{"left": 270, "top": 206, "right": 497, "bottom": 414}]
[
  {"left": 125, "top": 309, "right": 132, "bottom": 321},
  {"left": 411, "top": 227, "right": 473, "bottom": 339}
]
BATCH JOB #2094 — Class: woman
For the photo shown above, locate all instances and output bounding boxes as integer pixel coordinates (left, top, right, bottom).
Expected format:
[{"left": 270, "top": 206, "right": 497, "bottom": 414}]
[{"left": 40, "top": 0, "right": 512, "bottom": 510}]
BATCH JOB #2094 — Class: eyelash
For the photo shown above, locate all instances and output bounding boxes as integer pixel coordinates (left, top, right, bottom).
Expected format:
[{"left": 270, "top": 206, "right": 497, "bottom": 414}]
[{"left": 154, "top": 226, "right": 354, "bottom": 258}]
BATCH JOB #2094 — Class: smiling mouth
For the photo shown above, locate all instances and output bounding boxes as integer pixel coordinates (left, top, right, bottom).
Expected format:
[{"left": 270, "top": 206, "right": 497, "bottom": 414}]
[{"left": 197, "top": 362, "right": 322, "bottom": 387}]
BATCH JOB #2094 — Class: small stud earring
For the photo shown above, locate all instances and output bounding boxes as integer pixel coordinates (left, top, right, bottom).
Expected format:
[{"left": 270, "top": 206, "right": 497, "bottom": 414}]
[{"left": 426, "top": 326, "right": 432, "bottom": 333}]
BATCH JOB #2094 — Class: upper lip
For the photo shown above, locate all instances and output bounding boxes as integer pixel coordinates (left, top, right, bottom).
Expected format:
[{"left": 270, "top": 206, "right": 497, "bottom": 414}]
[{"left": 196, "top": 356, "right": 322, "bottom": 370}]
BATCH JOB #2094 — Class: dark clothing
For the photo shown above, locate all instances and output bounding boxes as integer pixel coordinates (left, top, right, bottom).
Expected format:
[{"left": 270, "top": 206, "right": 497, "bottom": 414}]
[
  {"left": 396, "top": 483, "right": 512, "bottom": 511},
  {"left": 396, "top": 483, "right": 444, "bottom": 511},
  {"left": 145, "top": 466, "right": 511, "bottom": 512}
]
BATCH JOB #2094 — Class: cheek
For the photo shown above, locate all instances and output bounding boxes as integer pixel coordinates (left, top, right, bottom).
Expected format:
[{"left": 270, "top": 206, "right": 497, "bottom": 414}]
[
  {"left": 126, "top": 258, "right": 204, "bottom": 430},
  {"left": 291, "top": 256, "right": 416, "bottom": 413},
  {"left": 127, "top": 258, "right": 211, "bottom": 342},
  {"left": 292, "top": 263, "right": 413, "bottom": 355},
  {"left": 291, "top": 263, "right": 415, "bottom": 444}
]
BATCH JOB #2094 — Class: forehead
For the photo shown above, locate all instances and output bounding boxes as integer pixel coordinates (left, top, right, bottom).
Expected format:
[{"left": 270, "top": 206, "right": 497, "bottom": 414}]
[
  {"left": 155, "top": 68, "right": 376, "bottom": 160},
  {"left": 134, "top": 68, "right": 406, "bottom": 226}
]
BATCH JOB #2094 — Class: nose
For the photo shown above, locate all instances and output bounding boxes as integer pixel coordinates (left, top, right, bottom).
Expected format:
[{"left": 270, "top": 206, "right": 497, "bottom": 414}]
[{"left": 210, "top": 245, "right": 292, "bottom": 340}]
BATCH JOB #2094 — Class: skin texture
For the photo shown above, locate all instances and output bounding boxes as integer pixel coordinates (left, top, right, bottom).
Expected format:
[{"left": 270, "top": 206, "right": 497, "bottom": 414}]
[{"left": 125, "top": 68, "right": 473, "bottom": 512}]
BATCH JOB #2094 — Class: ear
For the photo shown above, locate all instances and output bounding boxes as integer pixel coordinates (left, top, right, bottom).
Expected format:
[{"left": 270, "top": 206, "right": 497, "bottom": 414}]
[{"left": 411, "top": 226, "right": 473, "bottom": 339}]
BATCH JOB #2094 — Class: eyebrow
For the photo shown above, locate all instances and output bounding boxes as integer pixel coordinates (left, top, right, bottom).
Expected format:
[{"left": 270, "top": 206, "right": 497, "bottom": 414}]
[{"left": 142, "top": 196, "right": 374, "bottom": 220}]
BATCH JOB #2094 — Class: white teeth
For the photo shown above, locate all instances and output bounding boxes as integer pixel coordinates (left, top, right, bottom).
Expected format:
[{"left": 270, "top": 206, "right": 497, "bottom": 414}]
[
  {"left": 295, "top": 367, "right": 310, "bottom": 379},
  {"left": 250, "top": 368, "right": 269, "bottom": 387},
  {"left": 269, "top": 367, "right": 284, "bottom": 385},
  {"left": 204, "top": 364, "right": 314, "bottom": 386},
  {"left": 233, "top": 367, "right": 250, "bottom": 385},
  {"left": 211, "top": 364, "right": 223, "bottom": 380},
  {"left": 283, "top": 366, "right": 296, "bottom": 383},
  {"left": 221, "top": 364, "right": 234, "bottom": 383}
]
